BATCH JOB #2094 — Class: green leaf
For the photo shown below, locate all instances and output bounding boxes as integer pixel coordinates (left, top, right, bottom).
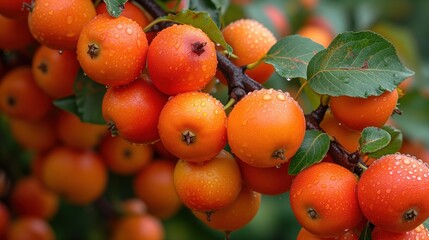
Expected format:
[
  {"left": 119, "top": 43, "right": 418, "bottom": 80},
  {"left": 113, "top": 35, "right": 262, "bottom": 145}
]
[
  {"left": 189, "top": 0, "right": 229, "bottom": 28},
  {"left": 368, "top": 126, "right": 403, "bottom": 158},
  {"left": 359, "top": 222, "right": 372, "bottom": 240},
  {"left": 288, "top": 130, "right": 330, "bottom": 175},
  {"left": 156, "top": 9, "right": 232, "bottom": 54},
  {"left": 359, "top": 127, "right": 391, "bottom": 154},
  {"left": 53, "top": 95, "right": 79, "bottom": 115},
  {"left": 73, "top": 70, "right": 107, "bottom": 124},
  {"left": 265, "top": 35, "right": 325, "bottom": 80},
  {"left": 307, "top": 31, "right": 414, "bottom": 97},
  {"left": 103, "top": 0, "right": 128, "bottom": 18}
]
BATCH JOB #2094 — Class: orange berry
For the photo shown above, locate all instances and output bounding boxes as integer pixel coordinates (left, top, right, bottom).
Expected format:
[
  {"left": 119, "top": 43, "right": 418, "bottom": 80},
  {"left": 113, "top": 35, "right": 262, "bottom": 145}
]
[
  {"left": 41, "top": 146, "right": 107, "bottom": 205},
  {"left": 32, "top": 45, "right": 79, "bottom": 99},
  {"left": 134, "top": 160, "right": 182, "bottom": 219},
  {"left": 222, "top": 19, "right": 277, "bottom": 84},
  {"left": 357, "top": 154, "right": 429, "bottom": 232},
  {"left": 0, "top": 67, "right": 52, "bottom": 122},
  {"left": 96, "top": 2, "right": 151, "bottom": 28},
  {"left": 0, "top": 15, "right": 34, "bottom": 50},
  {"left": 297, "top": 25, "right": 333, "bottom": 48},
  {"left": 77, "top": 13, "right": 148, "bottom": 87},
  {"left": 56, "top": 110, "right": 106, "bottom": 150},
  {"left": 147, "top": 24, "right": 217, "bottom": 95},
  {"left": 28, "top": 0, "right": 96, "bottom": 50},
  {"left": 100, "top": 135, "right": 153, "bottom": 175},
  {"left": 158, "top": 91, "right": 227, "bottom": 163},
  {"left": 192, "top": 185, "right": 261, "bottom": 232},
  {"left": 290, "top": 162, "right": 363, "bottom": 237},
  {"left": 320, "top": 111, "right": 361, "bottom": 152},
  {"left": 371, "top": 224, "right": 429, "bottom": 240},
  {"left": 227, "top": 88, "right": 306, "bottom": 168},
  {"left": 330, "top": 90, "right": 399, "bottom": 131},
  {"left": 102, "top": 77, "right": 168, "bottom": 144},
  {"left": 173, "top": 150, "right": 241, "bottom": 211},
  {"left": 111, "top": 215, "right": 164, "bottom": 240}
]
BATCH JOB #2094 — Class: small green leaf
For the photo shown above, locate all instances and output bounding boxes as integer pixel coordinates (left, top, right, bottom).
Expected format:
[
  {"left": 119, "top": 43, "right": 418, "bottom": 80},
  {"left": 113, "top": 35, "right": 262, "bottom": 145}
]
[
  {"left": 53, "top": 95, "right": 79, "bottom": 115},
  {"left": 73, "top": 70, "right": 107, "bottom": 124},
  {"left": 359, "top": 127, "right": 391, "bottom": 154},
  {"left": 368, "top": 126, "right": 403, "bottom": 158},
  {"left": 307, "top": 31, "right": 414, "bottom": 97},
  {"left": 288, "top": 130, "right": 330, "bottom": 175},
  {"left": 359, "top": 223, "right": 372, "bottom": 240},
  {"left": 103, "top": 0, "right": 128, "bottom": 18},
  {"left": 264, "top": 35, "right": 325, "bottom": 80},
  {"left": 155, "top": 9, "right": 232, "bottom": 54}
]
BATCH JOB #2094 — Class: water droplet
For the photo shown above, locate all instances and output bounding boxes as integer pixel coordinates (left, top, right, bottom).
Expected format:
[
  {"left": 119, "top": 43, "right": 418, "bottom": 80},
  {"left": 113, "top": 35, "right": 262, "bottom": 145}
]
[
  {"left": 262, "top": 94, "right": 272, "bottom": 101},
  {"left": 275, "top": 164, "right": 281, "bottom": 169},
  {"left": 393, "top": 73, "right": 399, "bottom": 78},
  {"left": 343, "top": 77, "right": 350, "bottom": 83},
  {"left": 386, "top": 189, "right": 391, "bottom": 193},
  {"left": 276, "top": 94, "right": 286, "bottom": 101},
  {"left": 403, "top": 158, "right": 411, "bottom": 165},
  {"left": 286, "top": 78, "right": 292, "bottom": 81},
  {"left": 114, "top": 33, "right": 120, "bottom": 39},
  {"left": 117, "top": 24, "right": 123, "bottom": 29},
  {"left": 126, "top": 28, "right": 133, "bottom": 35},
  {"left": 201, "top": 102, "right": 206, "bottom": 107}
]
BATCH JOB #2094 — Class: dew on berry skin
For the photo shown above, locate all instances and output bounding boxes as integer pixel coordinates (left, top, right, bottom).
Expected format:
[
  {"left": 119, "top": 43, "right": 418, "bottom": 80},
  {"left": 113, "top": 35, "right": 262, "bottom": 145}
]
[
  {"left": 276, "top": 94, "right": 286, "bottom": 101},
  {"left": 275, "top": 164, "right": 281, "bottom": 169},
  {"left": 403, "top": 158, "right": 411, "bottom": 165},
  {"left": 395, "top": 154, "right": 402, "bottom": 160},
  {"left": 262, "top": 94, "right": 272, "bottom": 101},
  {"left": 126, "top": 28, "right": 133, "bottom": 35}
]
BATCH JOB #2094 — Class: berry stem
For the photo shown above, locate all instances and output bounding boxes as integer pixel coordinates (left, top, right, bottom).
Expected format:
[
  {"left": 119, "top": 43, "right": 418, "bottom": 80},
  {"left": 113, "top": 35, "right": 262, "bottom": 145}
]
[
  {"left": 305, "top": 104, "right": 365, "bottom": 173},
  {"left": 136, "top": 0, "right": 263, "bottom": 102}
]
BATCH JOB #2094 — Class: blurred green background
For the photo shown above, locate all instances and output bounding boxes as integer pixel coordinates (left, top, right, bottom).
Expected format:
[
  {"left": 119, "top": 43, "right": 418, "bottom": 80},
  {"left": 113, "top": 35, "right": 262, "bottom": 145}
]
[{"left": 1, "top": 0, "right": 429, "bottom": 239}]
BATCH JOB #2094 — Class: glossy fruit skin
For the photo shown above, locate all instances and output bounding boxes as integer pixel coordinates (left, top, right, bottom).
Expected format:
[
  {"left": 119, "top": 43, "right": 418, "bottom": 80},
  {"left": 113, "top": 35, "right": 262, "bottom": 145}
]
[
  {"left": 41, "top": 146, "right": 107, "bottom": 205},
  {"left": 77, "top": 13, "right": 148, "bottom": 87},
  {"left": 100, "top": 135, "right": 153, "bottom": 175},
  {"left": 0, "top": 15, "right": 35, "bottom": 50},
  {"left": 11, "top": 176, "right": 58, "bottom": 220},
  {"left": 9, "top": 115, "right": 58, "bottom": 152},
  {"left": 0, "top": 67, "right": 52, "bottom": 122},
  {"left": 227, "top": 88, "right": 306, "bottom": 168},
  {"left": 290, "top": 162, "right": 363, "bottom": 237},
  {"left": 192, "top": 185, "right": 261, "bottom": 232},
  {"left": 371, "top": 224, "right": 429, "bottom": 240},
  {"left": 297, "top": 227, "right": 359, "bottom": 240},
  {"left": 173, "top": 150, "right": 242, "bottom": 211},
  {"left": 329, "top": 89, "right": 399, "bottom": 131},
  {"left": 56, "top": 110, "right": 106, "bottom": 150},
  {"left": 28, "top": 0, "right": 96, "bottom": 50},
  {"left": 238, "top": 158, "right": 295, "bottom": 195},
  {"left": 222, "top": 19, "right": 277, "bottom": 84},
  {"left": 32, "top": 45, "right": 79, "bottom": 99},
  {"left": 96, "top": 2, "right": 151, "bottom": 28},
  {"left": 0, "top": 0, "right": 28, "bottom": 19},
  {"left": 111, "top": 215, "right": 164, "bottom": 240},
  {"left": 134, "top": 160, "right": 182, "bottom": 219},
  {"left": 102, "top": 78, "right": 168, "bottom": 144},
  {"left": 147, "top": 24, "right": 217, "bottom": 95},
  {"left": 7, "top": 217, "right": 55, "bottom": 240},
  {"left": 357, "top": 154, "right": 429, "bottom": 233},
  {"left": 320, "top": 111, "right": 361, "bottom": 153},
  {"left": 158, "top": 91, "right": 227, "bottom": 163}
]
